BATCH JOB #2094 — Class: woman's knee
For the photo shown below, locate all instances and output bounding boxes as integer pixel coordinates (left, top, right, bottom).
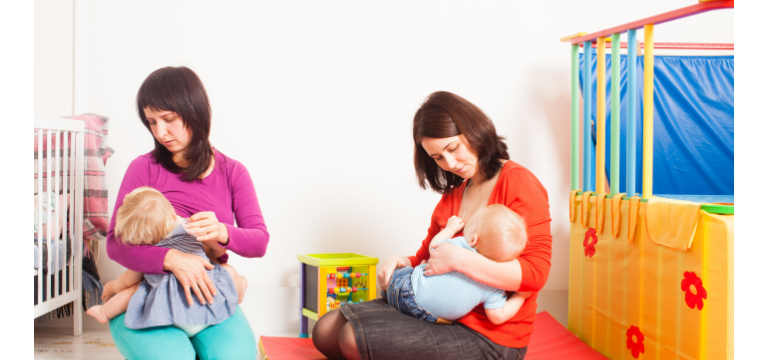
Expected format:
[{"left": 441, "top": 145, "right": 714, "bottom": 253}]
[
  {"left": 312, "top": 310, "right": 347, "bottom": 359},
  {"left": 192, "top": 307, "right": 256, "bottom": 360},
  {"left": 339, "top": 322, "right": 361, "bottom": 360},
  {"left": 313, "top": 310, "right": 345, "bottom": 339},
  {"left": 109, "top": 313, "right": 195, "bottom": 360}
]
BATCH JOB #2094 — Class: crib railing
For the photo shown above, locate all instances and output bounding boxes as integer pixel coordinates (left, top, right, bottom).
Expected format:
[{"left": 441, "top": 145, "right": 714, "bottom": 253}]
[{"left": 34, "top": 116, "right": 84, "bottom": 336}]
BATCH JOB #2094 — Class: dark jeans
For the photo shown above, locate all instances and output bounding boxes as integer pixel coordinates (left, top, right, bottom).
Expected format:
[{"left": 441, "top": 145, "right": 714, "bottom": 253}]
[{"left": 382, "top": 266, "right": 440, "bottom": 323}]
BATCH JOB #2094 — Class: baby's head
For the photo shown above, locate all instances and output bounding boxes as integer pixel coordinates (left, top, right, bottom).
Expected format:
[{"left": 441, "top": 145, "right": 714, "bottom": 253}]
[
  {"left": 115, "top": 187, "right": 177, "bottom": 245},
  {"left": 463, "top": 204, "right": 527, "bottom": 262}
]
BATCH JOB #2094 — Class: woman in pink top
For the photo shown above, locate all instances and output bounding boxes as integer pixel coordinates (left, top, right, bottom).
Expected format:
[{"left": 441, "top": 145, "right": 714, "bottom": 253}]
[{"left": 105, "top": 66, "right": 269, "bottom": 360}]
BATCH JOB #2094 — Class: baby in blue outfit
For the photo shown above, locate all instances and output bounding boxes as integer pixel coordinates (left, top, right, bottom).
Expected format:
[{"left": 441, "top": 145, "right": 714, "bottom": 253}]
[{"left": 383, "top": 204, "right": 529, "bottom": 325}]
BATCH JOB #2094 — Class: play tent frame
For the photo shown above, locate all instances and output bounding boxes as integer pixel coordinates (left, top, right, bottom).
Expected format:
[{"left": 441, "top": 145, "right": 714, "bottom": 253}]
[
  {"left": 561, "top": 0, "right": 734, "bottom": 213},
  {"left": 560, "top": 1, "right": 734, "bottom": 359}
]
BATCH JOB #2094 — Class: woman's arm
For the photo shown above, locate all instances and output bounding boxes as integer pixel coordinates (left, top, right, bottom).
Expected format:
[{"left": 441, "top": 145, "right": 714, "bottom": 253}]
[
  {"left": 424, "top": 219, "right": 552, "bottom": 292},
  {"left": 424, "top": 166, "right": 553, "bottom": 292},
  {"left": 425, "top": 243, "right": 523, "bottom": 290},
  {"left": 215, "top": 161, "right": 269, "bottom": 258}
]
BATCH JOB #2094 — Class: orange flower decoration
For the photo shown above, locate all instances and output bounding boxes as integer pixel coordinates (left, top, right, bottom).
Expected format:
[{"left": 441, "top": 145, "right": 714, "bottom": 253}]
[
  {"left": 626, "top": 325, "right": 644, "bottom": 358},
  {"left": 583, "top": 228, "right": 598, "bottom": 257},
  {"left": 681, "top": 271, "right": 707, "bottom": 310}
]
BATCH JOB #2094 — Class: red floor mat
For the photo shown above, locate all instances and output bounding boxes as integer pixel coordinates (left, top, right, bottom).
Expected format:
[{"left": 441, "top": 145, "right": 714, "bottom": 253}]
[
  {"left": 525, "top": 311, "right": 607, "bottom": 360},
  {"left": 258, "top": 311, "right": 606, "bottom": 359},
  {"left": 258, "top": 336, "right": 326, "bottom": 360}
]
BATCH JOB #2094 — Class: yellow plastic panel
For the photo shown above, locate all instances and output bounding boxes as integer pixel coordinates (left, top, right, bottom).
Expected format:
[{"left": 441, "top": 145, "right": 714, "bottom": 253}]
[
  {"left": 368, "top": 265, "right": 377, "bottom": 301},
  {"left": 646, "top": 197, "right": 700, "bottom": 250},
  {"left": 568, "top": 195, "right": 733, "bottom": 359},
  {"left": 302, "top": 308, "right": 318, "bottom": 321},
  {"left": 317, "top": 266, "right": 328, "bottom": 318},
  {"left": 298, "top": 253, "right": 379, "bottom": 267}
]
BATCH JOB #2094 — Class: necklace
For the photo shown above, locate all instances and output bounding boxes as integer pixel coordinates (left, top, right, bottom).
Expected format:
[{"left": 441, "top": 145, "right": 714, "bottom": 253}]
[{"left": 460, "top": 178, "right": 486, "bottom": 220}]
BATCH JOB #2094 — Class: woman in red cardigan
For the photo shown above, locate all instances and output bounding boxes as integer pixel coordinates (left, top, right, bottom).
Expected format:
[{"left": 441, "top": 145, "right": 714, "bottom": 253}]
[{"left": 313, "top": 91, "right": 552, "bottom": 360}]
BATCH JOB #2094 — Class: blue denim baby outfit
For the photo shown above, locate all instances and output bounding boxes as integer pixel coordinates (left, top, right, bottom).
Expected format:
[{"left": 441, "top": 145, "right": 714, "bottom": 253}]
[{"left": 384, "top": 267, "right": 440, "bottom": 322}]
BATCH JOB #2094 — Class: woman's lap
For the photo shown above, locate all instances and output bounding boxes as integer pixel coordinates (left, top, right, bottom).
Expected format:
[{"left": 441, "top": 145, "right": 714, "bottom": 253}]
[
  {"left": 109, "top": 306, "right": 256, "bottom": 360},
  {"left": 109, "top": 312, "right": 195, "bottom": 360},
  {"left": 191, "top": 307, "right": 256, "bottom": 359},
  {"left": 339, "top": 298, "right": 527, "bottom": 360}
]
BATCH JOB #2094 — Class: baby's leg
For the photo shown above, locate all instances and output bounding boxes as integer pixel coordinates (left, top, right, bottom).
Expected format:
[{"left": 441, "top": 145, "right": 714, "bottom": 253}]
[
  {"left": 102, "top": 270, "right": 144, "bottom": 301},
  {"left": 220, "top": 263, "right": 248, "bottom": 304},
  {"left": 87, "top": 284, "right": 140, "bottom": 324}
]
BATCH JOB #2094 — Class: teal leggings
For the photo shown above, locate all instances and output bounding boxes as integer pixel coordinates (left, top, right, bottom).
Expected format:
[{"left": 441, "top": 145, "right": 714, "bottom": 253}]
[{"left": 109, "top": 306, "right": 256, "bottom": 360}]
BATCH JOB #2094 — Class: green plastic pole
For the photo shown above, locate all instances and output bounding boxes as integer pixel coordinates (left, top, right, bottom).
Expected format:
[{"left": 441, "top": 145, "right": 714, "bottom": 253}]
[
  {"left": 571, "top": 44, "right": 579, "bottom": 191},
  {"left": 610, "top": 33, "right": 621, "bottom": 196}
]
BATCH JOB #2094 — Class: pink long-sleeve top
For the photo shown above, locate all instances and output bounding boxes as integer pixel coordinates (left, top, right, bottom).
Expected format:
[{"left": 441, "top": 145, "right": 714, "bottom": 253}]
[{"left": 106, "top": 149, "right": 269, "bottom": 274}]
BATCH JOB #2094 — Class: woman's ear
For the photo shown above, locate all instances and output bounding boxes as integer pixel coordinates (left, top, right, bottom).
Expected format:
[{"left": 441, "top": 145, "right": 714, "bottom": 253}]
[{"left": 468, "top": 234, "right": 479, "bottom": 247}]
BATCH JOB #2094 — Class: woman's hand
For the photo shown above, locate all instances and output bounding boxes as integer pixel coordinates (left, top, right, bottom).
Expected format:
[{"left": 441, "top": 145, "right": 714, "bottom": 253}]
[
  {"left": 186, "top": 211, "right": 229, "bottom": 245},
  {"left": 163, "top": 248, "right": 217, "bottom": 306},
  {"left": 423, "top": 242, "right": 468, "bottom": 277},
  {"left": 377, "top": 255, "right": 411, "bottom": 291},
  {"left": 427, "top": 244, "right": 524, "bottom": 290}
]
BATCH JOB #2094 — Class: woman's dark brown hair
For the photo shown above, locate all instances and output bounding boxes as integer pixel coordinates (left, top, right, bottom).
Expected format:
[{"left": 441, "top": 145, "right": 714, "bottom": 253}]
[
  {"left": 137, "top": 66, "right": 214, "bottom": 182},
  {"left": 413, "top": 91, "right": 509, "bottom": 194}
]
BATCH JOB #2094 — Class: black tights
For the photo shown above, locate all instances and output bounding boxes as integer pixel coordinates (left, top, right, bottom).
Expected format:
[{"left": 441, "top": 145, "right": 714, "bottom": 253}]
[{"left": 312, "top": 309, "right": 361, "bottom": 360}]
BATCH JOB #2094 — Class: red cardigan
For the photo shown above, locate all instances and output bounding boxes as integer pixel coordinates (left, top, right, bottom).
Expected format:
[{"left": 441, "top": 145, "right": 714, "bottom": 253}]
[{"left": 407, "top": 160, "right": 553, "bottom": 348}]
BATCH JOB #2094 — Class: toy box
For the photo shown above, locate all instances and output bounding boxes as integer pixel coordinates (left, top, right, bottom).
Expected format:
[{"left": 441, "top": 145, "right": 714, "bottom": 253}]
[{"left": 297, "top": 253, "right": 378, "bottom": 337}]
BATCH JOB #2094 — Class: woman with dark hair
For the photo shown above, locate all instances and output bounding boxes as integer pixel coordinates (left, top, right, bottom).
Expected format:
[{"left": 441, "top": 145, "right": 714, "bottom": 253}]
[
  {"left": 105, "top": 66, "right": 268, "bottom": 359},
  {"left": 312, "top": 91, "right": 552, "bottom": 360}
]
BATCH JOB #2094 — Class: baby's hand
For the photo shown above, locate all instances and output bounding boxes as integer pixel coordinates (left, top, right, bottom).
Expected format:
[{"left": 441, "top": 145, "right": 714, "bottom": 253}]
[{"left": 446, "top": 216, "right": 465, "bottom": 233}]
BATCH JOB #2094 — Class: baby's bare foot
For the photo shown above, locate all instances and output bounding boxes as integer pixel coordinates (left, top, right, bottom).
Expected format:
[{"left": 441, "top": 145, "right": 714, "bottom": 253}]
[{"left": 86, "top": 305, "right": 109, "bottom": 324}]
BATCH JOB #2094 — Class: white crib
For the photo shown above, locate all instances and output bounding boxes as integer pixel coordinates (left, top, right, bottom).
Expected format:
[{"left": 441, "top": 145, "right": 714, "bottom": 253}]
[{"left": 34, "top": 116, "right": 85, "bottom": 336}]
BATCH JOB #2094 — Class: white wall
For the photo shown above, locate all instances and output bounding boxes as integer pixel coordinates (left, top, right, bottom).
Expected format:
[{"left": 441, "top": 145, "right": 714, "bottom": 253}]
[
  {"left": 35, "top": 0, "right": 73, "bottom": 117},
  {"left": 35, "top": 0, "right": 733, "bottom": 333}
]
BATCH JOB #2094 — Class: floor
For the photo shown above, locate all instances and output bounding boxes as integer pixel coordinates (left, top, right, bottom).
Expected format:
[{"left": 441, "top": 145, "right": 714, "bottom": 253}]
[
  {"left": 34, "top": 329, "right": 295, "bottom": 360},
  {"left": 31, "top": 283, "right": 304, "bottom": 359},
  {"left": 33, "top": 325, "right": 288, "bottom": 360},
  {"left": 33, "top": 290, "right": 568, "bottom": 359},
  {"left": 34, "top": 327, "right": 123, "bottom": 360}
]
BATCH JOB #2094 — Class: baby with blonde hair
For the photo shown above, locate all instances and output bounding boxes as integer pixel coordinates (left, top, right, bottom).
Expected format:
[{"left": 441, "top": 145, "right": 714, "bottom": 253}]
[
  {"left": 383, "top": 204, "right": 529, "bottom": 325},
  {"left": 86, "top": 187, "right": 246, "bottom": 336}
]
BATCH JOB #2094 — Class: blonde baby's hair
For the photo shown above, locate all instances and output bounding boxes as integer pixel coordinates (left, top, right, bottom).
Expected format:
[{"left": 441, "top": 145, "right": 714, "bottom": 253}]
[
  {"left": 115, "top": 187, "right": 177, "bottom": 245},
  {"left": 472, "top": 204, "right": 527, "bottom": 263}
]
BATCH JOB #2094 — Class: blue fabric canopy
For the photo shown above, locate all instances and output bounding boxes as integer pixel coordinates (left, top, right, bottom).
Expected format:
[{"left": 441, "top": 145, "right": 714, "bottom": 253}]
[{"left": 579, "top": 54, "right": 734, "bottom": 196}]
